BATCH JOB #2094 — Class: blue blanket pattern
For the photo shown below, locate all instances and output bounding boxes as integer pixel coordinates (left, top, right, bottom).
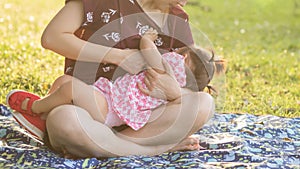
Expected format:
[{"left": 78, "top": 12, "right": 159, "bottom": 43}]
[{"left": 0, "top": 104, "right": 299, "bottom": 168}]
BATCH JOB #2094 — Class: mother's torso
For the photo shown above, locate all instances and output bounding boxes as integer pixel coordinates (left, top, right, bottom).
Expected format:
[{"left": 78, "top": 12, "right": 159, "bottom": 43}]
[{"left": 65, "top": 0, "right": 194, "bottom": 83}]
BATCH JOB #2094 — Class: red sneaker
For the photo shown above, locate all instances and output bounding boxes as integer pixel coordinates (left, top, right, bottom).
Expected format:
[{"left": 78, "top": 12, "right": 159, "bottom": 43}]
[
  {"left": 11, "top": 111, "right": 46, "bottom": 140},
  {"left": 6, "top": 90, "right": 40, "bottom": 116}
]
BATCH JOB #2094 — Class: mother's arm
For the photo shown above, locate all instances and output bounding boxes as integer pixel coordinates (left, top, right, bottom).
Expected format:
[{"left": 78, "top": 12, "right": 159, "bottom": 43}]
[{"left": 41, "top": 0, "right": 145, "bottom": 74}]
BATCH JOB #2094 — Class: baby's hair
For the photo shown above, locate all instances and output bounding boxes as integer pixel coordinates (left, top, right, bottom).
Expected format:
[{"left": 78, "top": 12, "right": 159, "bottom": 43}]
[{"left": 176, "top": 45, "right": 226, "bottom": 93}]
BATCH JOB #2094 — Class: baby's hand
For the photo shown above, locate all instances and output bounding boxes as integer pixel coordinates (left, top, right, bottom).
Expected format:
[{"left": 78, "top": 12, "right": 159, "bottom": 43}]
[{"left": 143, "top": 28, "right": 158, "bottom": 41}]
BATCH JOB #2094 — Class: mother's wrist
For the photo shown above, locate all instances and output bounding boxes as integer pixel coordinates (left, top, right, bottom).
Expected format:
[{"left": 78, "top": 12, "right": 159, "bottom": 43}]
[{"left": 102, "top": 48, "right": 124, "bottom": 65}]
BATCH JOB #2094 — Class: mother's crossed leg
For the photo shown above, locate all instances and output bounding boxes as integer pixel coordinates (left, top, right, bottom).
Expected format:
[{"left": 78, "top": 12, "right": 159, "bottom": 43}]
[
  {"left": 47, "top": 105, "right": 179, "bottom": 157},
  {"left": 46, "top": 92, "right": 214, "bottom": 157},
  {"left": 116, "top": 91, "right": 214, "bottom": 146}
]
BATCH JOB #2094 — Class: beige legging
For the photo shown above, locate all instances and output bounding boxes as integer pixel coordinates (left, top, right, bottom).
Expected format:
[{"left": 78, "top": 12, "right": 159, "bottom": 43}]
[{"left": 46, "top": 91, "right": 214, "bottom": 158}]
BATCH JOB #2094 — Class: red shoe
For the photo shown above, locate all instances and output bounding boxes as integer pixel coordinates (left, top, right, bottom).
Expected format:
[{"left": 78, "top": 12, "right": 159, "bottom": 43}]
[
  {"left": 6, "top": 90, "right": 45, "bottom": 140},
  {"left": 11, "top": 111, "right": 46, "bottom": 140},
  {"left": 6, "top": 90, "right": 40, "bottom": 116}
]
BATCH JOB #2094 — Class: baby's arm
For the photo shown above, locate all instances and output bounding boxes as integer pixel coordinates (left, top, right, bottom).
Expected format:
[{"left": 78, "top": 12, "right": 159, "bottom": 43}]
[{"left": 139, "top": 28, "right": 165, "bottom": 73}]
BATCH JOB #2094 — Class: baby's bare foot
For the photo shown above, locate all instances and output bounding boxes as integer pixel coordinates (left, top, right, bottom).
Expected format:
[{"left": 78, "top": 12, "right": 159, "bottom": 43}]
[
  {"left": 170, "top": 135, "right": 202, "bottom": 152},
  {"left": 21, "top": 98, "right": 40, "bottom": 114}
]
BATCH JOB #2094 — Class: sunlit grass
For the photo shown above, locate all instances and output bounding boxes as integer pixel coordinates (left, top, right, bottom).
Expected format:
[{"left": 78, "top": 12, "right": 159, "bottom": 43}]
[
  {"left": 0, "top": 1, "right": 64, "bottom": 99},
  {"left": 189, "top": 0, "right": 300, "bottom": 117},
  {"left": 0, "top": 0, "right": 299, "bottom": 117}
]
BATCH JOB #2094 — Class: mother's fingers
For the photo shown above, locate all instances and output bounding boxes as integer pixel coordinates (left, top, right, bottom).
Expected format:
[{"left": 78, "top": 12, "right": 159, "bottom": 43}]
[
  {"left": 137, "top": 82, "right": 150, "bottom": 96},
  {"left": 162, "top": 59, "right": 175, "bottom": 76},
  {"left": 143, "top": 76, "right": 153, "bottom": 91},
  {"left": 145, "top": 67, "right": 158, "bottom": 78},
  {"left": 144, "top": 69, "right": 157, "bottom": 85}
]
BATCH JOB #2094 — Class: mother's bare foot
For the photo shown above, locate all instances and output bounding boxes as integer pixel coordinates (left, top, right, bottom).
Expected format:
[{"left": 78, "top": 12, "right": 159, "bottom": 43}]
[
  {"left": 61, "top": 147, "right": 80, "bottom": 159},
  {"left": 170, "top": 134, "right": 203, "bottom": 152}
]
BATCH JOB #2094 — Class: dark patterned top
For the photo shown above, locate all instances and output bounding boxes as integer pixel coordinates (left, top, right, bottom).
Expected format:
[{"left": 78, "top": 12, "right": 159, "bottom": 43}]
[{"left": 64, "top": 0, "right": 194, "bottom": 84}]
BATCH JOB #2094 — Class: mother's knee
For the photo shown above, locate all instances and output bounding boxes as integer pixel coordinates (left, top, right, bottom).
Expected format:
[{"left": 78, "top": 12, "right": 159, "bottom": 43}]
[
  {"left": 46, "top": 105, "right": 111, "bottom": 157},
  {"left": 47, "top": 105, "right": 77, "bottom": 129},
  {"left": 197, "top": 92, "right": 215, "bottom": 119},
  {"left": 186, "top": 92, "right": 215, "bottom": 130},
  {"left": 184, "top": 92, "right": 214, "bottom": 112},
  {"left": 46, "top": 105, "right": 87, "bottom": 146}
]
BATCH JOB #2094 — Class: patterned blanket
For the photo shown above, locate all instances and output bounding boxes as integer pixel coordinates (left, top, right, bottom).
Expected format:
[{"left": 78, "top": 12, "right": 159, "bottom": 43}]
[{"left": 0, "top": 104, "right": 299, "bottom": 168}]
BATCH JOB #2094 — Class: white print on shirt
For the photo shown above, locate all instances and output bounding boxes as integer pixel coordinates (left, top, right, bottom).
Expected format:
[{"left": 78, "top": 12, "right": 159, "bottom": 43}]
[
  {"left": 83, "top": 12, "right": 94, "bottom": 25},
  {"left": 87, "top": 12, "right": 93, "bottom": 22},
  {"left": 102, "top": 66, "right": 111, "bottom": 72},
  {"left": 103, "top": 32, "right": 121, "bottom": 42},
  {"left": 120, "top": 13, "right": 124, "bottom": 24},
  {"left": 154, "top": 37, "right": 163, "bottom": 46},
  {"left": 136, "top": 22, "right": 149, "bottom": 35},
  {"left": 129, "top": 0, "right": 135, "bottom": 4},
  {"left": 101, "top": 9, "right": 117, "bottom": 23}
]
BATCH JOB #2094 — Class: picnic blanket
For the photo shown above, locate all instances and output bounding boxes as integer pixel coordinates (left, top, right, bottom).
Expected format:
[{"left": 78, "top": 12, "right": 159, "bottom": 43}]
[{"left": 0, "top": 104, "right": 299, "bottom": 168}]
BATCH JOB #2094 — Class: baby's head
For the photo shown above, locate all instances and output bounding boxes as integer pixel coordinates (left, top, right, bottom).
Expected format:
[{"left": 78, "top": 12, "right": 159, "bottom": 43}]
[{"left": 176, "top": 45, "right": 226, "bottom": 92}]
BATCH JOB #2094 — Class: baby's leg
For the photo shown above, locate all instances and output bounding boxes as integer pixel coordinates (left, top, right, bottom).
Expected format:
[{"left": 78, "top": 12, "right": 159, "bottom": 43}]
[
  {"left": 33, "top": 78, "right": 108, "bottom": 123},
  {"left": 48, "top": 75, "right": 73, "bottom": 94}
]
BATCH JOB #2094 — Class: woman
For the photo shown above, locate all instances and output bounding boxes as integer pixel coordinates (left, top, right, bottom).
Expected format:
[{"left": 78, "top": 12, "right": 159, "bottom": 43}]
[{"left": 14, "top": 0, "right": 215, "bottom": 157}]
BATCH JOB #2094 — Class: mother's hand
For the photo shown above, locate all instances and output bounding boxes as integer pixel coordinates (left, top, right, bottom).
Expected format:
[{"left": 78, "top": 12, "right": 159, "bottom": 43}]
[
  {"left": 118, "top": 49, "right": 146, "bottom": 74},
  {"left": 139, "top": 60, "right": 181, "bottom": 101}
]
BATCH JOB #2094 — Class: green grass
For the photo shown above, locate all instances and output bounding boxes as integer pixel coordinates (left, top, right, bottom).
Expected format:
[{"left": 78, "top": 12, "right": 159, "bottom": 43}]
[
  {"left": 0, "top": 0, "right": 299, "bottom": 117},
  {"left": 0, "top": 1, "right": 65, "bottom": 97}
]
